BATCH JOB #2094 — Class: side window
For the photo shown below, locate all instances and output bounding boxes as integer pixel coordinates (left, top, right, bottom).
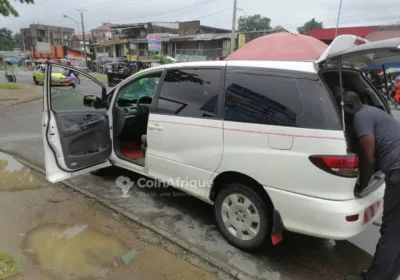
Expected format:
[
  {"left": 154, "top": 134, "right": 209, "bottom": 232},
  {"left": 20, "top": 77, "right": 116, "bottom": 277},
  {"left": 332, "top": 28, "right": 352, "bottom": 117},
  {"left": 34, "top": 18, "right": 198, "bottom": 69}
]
[
  {"left": 156, "top": 68, "right": 221, "bottom": 118},
  {"left": 225, "top": 72, "right": 302, "bottom": 127},
  {"left": 50, "top": 64, "right": 105, "bottom": 111},
  {"left": 117, "top": 72, "right": 162, "bottom": 104},
  {"left": 224, "top": 71, "right": 342, "bottom": 130},
  {"left": 296, "top": 78, "right": 342, "bottom": 130}
]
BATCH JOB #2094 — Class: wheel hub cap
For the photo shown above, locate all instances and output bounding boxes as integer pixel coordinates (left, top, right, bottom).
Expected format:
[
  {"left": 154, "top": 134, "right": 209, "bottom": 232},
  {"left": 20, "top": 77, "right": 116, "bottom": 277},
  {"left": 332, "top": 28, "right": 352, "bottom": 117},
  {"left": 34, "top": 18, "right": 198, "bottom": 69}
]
[{"left": 221, "top": 194, "right": 261, "bottom": 241}]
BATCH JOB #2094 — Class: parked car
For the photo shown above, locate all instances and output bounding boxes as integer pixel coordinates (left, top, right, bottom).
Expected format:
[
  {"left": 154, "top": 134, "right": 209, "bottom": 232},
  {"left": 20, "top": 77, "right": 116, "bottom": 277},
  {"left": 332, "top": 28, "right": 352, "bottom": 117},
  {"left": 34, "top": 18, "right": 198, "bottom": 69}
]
[
  {"left": 41, "top": 36, "right": 399, "bottom": 252},
  {"left": 33, "top": 64, "right": 73, "bottom": 86}
]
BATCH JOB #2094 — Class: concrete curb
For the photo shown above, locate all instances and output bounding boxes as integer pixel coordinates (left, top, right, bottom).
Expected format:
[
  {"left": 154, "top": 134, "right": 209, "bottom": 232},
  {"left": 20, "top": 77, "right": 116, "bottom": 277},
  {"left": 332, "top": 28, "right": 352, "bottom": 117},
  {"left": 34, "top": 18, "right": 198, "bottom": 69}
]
[
  {"left": 0, "top": 95, "right": 42, "bottom": 109},
  {"left": 5, "top": 151, "right": 252, "bottom": 280}
]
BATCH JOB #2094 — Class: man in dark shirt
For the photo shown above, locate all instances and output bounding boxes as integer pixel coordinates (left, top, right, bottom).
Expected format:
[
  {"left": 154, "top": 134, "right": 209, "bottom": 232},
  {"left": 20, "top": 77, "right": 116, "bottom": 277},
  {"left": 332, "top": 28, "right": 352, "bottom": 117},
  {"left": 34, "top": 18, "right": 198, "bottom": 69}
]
[{"left": 344, "top": 91, "right": 400, "bottom": 280}]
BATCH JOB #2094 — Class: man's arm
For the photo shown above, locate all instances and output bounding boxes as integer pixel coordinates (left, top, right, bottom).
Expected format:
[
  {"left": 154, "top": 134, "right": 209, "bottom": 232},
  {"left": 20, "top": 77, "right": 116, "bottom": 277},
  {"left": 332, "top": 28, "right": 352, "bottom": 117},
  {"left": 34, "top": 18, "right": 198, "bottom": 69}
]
[
  {"left": 353, "top": 110, "right": 376, "bottom": 189},
  {"left": 358, "top": 135, "right": 376, "bottom": 189}
]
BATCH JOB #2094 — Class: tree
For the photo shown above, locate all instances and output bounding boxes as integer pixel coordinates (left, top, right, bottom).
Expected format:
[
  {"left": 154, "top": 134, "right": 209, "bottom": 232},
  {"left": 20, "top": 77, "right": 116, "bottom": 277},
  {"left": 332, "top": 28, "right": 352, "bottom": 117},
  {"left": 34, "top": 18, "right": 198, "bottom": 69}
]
[
  {"left": 0, "top": 28, "right": 14, "bottom": 51},
  {"left": 238, "top": 14, "right": 271, "bottom": 32},
  {"left": 0, "top": 0, "right": 34, "bottom": 17},
  {"left": 297, "top": 18, "right": 323, "bottom": 35},
  {"left": 13, "top": 32, "right": 21, "bottom": 48},
  {"left": 274, "top": 25, "right": 284, "bottom": 30}
]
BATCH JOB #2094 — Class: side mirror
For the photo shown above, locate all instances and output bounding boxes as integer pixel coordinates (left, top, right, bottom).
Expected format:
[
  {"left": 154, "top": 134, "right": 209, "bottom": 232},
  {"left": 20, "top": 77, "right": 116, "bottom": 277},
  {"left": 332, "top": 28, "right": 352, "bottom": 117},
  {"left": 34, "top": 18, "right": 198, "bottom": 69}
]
[{"left": 83, "top": 95, "right": 102, "bottom": 108}]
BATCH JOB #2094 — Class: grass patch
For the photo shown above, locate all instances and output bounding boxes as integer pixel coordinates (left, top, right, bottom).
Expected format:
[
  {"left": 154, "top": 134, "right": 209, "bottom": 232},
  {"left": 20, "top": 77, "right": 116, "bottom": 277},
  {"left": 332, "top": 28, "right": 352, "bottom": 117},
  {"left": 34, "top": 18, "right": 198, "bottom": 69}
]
[
  {"left": 0, "top": 252, "right": 23, "bottom": 279},
  {"left": 0, "top": 83, "right": 23, "bottom": 90},
  {"left": 0, "top": 66, "right": 5, "bottom": 71}
]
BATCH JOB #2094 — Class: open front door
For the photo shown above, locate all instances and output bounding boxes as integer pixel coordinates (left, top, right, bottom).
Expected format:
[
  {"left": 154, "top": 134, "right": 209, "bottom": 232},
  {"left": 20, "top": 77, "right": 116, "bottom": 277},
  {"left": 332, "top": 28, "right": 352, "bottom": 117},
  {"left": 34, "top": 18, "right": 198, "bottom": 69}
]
[
  {"left": 43, "top": 62, "right": 112, "bottom": 183},
  {"left": 315, "top": 35, "right": 400, "bottom": 68}
]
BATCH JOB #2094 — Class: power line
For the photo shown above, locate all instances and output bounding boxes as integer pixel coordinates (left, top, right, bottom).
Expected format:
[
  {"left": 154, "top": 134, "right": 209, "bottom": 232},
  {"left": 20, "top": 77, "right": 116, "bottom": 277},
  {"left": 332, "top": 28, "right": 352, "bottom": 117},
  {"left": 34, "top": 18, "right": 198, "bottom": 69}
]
[
  {"left": 85, "top": 0, "right": 215, "bottom": 22},
  {"left": 193, "top": 8, "right": 232, "bottom": 20}
]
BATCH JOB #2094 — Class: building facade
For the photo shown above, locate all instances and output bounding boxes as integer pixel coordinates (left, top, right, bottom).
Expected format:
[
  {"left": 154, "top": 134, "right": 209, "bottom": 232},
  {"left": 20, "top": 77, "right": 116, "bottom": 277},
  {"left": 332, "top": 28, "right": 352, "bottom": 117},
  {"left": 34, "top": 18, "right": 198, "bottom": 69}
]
[{"left": 20, "top": 24, "right": 74, "bottom": 51}]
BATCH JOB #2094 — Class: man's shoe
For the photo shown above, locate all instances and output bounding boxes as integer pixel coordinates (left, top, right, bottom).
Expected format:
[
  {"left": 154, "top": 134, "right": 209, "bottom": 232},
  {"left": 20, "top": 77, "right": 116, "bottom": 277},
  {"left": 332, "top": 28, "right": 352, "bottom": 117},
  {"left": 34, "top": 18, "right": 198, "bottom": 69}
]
[{"left": 345, "top": 277, "right": 364, "bottom": 280}]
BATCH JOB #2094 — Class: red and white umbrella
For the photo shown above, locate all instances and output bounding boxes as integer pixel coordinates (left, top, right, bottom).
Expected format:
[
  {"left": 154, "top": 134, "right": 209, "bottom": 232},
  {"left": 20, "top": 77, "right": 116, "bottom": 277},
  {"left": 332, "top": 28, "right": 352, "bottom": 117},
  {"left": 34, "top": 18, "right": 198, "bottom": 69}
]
[{"left": 225, "top": 32, "right": 328, "bottom": 61}]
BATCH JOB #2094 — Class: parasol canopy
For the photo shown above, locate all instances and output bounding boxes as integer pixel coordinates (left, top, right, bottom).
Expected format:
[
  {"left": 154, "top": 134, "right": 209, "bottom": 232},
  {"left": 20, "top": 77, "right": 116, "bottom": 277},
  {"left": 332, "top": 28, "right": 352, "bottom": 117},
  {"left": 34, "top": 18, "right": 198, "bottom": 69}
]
[
  {"left": 3, "top": 57, "right": 19, "bottom": 63},
  {"left": 225, "top": 32, "right": 328, "bottom": 61},
  {"left": 378, "top": 67, "right": 400, "bottom": 75}
]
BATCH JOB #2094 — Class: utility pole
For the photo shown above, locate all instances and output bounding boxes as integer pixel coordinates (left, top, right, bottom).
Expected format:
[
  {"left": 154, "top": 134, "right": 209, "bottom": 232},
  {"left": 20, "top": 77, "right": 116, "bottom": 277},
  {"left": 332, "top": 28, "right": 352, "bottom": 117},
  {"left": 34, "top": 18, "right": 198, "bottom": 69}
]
[
  {"left": 77, "top": 8, "right": 88, "bottom": 66},
  {"left": 230, "top": 0, "right": 238, "bottom": 54}
]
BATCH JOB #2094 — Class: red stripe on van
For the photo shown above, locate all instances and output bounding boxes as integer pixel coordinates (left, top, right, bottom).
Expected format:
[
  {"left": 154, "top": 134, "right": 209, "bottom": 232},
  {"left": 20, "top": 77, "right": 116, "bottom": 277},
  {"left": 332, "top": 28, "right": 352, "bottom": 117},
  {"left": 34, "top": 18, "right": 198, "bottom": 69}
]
[{"left": 150, "top": 120, "right": 345, "bottom": 140}]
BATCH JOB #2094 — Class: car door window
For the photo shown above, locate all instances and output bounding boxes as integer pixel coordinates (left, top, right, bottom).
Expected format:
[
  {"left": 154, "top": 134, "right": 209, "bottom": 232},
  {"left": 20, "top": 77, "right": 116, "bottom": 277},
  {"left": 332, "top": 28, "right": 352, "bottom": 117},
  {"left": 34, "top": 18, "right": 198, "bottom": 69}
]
[
  {"left": 49, "top": 64, "right": 105, "bottom": 111},
  {"left": 224, "top": 71, "right": 341, "bottom": 130},
  {"left": 156, "top": 68, "right": 221, "bottom": 118}
]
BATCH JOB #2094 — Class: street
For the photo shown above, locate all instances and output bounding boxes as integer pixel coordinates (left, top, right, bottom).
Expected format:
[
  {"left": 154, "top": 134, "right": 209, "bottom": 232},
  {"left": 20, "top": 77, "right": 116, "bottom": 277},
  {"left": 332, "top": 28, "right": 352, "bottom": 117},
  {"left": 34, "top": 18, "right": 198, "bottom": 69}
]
[
  {"left": 0, "top": 151, "right": 228, "bottom": 280},
  {"left": 1, "top": 71, "right": 397, "bottom": 280}
]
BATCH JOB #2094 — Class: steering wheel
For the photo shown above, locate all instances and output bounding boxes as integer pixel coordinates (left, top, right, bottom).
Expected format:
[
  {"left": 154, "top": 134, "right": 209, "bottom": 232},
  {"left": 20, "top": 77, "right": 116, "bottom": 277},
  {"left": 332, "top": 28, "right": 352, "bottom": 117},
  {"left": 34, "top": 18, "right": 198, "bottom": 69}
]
[{"left": 136, "top": 96, "right": 153, "bottom": 115}]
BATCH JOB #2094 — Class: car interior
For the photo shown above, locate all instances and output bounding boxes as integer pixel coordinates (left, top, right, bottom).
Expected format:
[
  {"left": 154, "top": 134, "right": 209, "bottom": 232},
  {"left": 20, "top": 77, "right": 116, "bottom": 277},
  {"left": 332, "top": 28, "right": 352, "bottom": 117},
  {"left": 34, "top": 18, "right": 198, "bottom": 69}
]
[
  {"left": 321, "top": 68, "right": 387, "bottom": 162},
  {"left": 112, "top": 74, "right": 161, "bottom": 166}
]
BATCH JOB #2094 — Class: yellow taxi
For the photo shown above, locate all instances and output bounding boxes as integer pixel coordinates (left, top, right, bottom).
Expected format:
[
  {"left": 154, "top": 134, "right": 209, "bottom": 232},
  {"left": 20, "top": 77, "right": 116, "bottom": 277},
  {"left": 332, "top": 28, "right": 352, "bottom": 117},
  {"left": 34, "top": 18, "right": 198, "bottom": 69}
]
[{"left": 33, "top": 64, "right": 71, "bottom": 86}]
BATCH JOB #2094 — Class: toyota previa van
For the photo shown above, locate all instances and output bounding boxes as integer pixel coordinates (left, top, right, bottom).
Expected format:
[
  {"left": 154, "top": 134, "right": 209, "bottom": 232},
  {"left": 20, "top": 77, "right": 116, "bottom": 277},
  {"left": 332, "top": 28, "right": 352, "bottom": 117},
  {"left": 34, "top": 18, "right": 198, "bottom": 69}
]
[{"left": 42, "top": 35, "right": 400, "bottom": 251}]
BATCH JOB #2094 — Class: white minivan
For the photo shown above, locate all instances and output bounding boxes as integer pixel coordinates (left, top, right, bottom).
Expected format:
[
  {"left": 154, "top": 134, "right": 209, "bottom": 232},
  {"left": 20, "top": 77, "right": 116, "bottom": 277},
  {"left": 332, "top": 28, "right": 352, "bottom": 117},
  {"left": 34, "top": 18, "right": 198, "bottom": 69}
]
[{"left": 42, "top": 35, "right": 400, "bottom": 251}]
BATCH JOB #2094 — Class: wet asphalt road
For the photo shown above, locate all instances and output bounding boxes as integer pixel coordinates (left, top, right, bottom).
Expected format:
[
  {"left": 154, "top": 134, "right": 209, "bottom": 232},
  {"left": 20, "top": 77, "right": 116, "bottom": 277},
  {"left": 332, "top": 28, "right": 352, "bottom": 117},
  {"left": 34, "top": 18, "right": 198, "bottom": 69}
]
[{"left": 1, "top": 70, "right": 400, "bottom": 279}]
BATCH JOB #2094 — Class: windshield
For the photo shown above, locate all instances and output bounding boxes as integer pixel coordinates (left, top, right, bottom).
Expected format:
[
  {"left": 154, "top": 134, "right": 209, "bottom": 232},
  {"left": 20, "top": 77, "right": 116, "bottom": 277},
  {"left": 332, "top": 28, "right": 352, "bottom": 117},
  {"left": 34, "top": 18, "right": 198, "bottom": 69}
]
[{"left": 118, "top": 74, "right": 161, "bottom": 102}]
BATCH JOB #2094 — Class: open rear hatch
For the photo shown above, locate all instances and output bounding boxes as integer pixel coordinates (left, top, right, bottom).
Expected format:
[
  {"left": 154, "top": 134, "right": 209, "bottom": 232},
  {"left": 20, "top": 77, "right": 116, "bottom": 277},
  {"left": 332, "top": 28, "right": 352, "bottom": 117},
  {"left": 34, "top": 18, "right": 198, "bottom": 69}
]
[{"left": 316, "top": 35, "right": 400, "bottom": 197}]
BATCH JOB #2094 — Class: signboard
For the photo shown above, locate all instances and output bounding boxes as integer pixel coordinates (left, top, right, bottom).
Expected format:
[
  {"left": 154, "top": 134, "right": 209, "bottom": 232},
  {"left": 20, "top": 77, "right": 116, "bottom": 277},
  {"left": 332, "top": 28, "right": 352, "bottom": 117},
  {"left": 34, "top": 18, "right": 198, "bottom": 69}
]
[
  {"left": 36, "top": 42, "right": 51, "bottom": 54},
  {"left": 148, "top": 34, "right": 161, "bottom": 53},
  {"left": 238, "top": 33, "right": 246, "bottom": 48}
]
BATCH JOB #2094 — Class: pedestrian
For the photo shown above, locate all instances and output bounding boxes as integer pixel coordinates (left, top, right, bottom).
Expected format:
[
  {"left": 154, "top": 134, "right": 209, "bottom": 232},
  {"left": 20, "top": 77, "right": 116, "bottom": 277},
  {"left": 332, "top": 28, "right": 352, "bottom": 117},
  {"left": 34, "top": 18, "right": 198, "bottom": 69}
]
[{"left": 344, "top": 91, "right": 400, "bottom": 280}]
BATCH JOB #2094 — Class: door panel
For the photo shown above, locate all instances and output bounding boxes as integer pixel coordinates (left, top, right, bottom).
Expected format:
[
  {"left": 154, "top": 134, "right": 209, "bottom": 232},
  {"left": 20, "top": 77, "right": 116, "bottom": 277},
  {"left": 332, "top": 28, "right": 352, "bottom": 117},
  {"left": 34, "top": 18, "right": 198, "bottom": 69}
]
[
  {"left": 43, "top": 62, "right": 112, "bottom": 183},
  {"left": 53, "top": 110, "right": 111, "bottom": 170}
]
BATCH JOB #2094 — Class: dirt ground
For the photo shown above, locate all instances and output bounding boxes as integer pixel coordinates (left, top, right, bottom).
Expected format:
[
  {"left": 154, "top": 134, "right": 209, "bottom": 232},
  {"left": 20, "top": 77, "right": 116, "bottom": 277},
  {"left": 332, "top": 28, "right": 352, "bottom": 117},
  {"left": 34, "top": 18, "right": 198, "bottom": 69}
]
[
  {"left": 0, "top": 152, "right": 232, "bottom": 280},
  {"left": 0, "top": 85, "right": 42, "bottom": 109}
]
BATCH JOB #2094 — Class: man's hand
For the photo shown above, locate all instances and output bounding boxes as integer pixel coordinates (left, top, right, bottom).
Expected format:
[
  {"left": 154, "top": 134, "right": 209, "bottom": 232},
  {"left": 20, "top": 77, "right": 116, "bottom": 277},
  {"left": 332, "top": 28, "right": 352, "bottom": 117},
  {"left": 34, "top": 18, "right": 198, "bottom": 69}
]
[{"left": 358, "top": 135, "right": 376, "bottom": 189}]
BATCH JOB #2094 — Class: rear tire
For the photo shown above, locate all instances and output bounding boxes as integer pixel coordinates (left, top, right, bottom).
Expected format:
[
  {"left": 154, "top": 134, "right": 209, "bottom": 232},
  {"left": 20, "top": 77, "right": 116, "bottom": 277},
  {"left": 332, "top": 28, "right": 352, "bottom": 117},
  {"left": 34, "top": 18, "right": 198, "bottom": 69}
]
[
  {"left": 214, "top": 183, "right": 271, "bottom": 252},
  {"left": 71, "top": 83, "right": 76, "bottom": 89}
]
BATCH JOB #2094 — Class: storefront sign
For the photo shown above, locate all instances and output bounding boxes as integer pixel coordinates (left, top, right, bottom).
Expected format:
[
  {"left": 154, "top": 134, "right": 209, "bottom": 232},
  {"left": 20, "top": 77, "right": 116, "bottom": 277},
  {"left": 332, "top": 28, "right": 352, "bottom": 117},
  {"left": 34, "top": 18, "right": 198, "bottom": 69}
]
[{"left": 148, "top": 34, "right": 161, "bottom": 52}]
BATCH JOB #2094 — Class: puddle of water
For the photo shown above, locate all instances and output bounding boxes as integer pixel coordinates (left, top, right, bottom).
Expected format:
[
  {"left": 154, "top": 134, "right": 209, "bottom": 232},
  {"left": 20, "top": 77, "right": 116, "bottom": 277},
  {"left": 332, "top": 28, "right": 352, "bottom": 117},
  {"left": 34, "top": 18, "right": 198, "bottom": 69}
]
[
  {"left": 0, "top": 152, "right": 46, "bottom": 191},
  {"left": 22, "top": 224, "right": 135, "bottom": 280}
]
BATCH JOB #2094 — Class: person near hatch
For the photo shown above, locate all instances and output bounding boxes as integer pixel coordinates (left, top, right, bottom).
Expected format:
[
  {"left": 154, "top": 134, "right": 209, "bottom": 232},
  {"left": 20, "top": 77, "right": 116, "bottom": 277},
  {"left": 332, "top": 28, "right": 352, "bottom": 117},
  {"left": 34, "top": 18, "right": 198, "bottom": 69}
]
[{"left": 344, "top": 91, "right": 400, "bottom": 280}]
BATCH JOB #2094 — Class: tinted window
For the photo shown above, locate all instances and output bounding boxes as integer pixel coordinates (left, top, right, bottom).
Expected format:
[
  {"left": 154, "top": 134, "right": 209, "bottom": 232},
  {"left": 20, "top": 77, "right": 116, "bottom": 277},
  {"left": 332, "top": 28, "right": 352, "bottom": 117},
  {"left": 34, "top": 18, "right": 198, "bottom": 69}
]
[
  {"left": 156, "top": 68, "right": 221, "bottom": 118},
  {"left": 224, "top": 72, "right": 341, "bottom": 130}
]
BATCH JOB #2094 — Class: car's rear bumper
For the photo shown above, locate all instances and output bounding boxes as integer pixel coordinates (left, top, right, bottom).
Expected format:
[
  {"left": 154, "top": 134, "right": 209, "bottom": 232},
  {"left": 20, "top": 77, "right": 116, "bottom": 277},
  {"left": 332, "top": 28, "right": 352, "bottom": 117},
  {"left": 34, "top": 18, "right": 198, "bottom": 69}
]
[{"left": 265, "top": 184, "right": 385, "bottom": 240}]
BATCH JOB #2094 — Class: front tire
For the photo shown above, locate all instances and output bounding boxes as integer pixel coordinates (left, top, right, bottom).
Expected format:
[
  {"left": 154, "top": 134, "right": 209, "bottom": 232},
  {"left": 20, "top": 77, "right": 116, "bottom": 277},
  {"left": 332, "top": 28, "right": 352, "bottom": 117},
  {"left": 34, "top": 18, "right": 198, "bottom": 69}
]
[
  {"left": 214, "top": 183, "right": 271, "bottom": 251},
  {"left": 33, "top": 77, "right": 39, "bottom": 85}
]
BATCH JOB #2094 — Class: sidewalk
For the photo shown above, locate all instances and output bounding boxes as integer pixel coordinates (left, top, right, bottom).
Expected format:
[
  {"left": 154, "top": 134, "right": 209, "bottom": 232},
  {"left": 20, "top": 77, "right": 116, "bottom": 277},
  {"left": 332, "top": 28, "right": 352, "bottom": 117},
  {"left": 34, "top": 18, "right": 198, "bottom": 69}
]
[
  {"left": 0, "top": 151, "right": 226, "bottom": 280},
  {"left": 0, "top": 84, "right": 42, "bottom": 109}
]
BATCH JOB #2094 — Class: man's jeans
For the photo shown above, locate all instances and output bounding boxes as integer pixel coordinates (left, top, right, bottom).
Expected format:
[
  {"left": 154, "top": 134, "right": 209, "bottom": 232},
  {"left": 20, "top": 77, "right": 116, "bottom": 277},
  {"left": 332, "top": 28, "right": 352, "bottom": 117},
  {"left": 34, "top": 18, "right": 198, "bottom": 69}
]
[{"left": 365, "top": 169, "right": 400, "bottom": 280}]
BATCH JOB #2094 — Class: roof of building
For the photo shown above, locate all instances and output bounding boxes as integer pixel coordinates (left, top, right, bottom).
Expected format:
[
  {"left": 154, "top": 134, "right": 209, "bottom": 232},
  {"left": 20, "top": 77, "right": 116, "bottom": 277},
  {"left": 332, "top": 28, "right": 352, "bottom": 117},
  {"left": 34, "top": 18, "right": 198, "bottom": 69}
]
[
  {"left": 365, "top": 24, "right": 400, "bottom": 42},
  {"left": 74, "top": 34, "right": 105, "bottom": 41},
  {"left": 94, "top": 23, "right": 113, "bottom": 31},
  {"left": 200, "top": 25, "right": 230, "bottom": 33},
  {"left": 308, "top": 26, "right": 377, "bottom": 40}
]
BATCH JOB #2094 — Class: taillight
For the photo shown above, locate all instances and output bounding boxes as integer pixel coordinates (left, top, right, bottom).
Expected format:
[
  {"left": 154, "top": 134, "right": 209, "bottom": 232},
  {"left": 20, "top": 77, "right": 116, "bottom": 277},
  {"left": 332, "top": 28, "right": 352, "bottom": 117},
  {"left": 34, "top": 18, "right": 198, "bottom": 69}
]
[{"left": 309, "top": 155, "right": 359, "bottom": 178}]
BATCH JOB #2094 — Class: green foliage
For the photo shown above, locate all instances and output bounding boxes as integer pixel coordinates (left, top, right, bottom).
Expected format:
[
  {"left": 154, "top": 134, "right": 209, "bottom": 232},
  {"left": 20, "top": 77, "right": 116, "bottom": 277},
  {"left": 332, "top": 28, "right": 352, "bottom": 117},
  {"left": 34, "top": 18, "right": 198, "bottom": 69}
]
[
  {"left": 238, "top": 14, "right": 271, "bottom": 32},
  {"left": 0, "top": 28, "right": 21, "bottom": 50},
  {"left": 297, "top": 18, "right": 323, "bottom": 35},
  {"left": 0, "top": 0, "right": 34, "bottom": 17},
  {"left": 0, "top": 252, "right": 23, "bottom": 279}
]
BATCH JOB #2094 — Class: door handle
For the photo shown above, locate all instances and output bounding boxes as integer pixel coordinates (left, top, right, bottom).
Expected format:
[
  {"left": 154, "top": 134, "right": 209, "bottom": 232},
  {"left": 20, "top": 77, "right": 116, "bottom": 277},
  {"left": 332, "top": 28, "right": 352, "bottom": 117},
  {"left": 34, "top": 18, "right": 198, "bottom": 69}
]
[{"left": 148, "top": 124, "right": 163, "bottom": 131}]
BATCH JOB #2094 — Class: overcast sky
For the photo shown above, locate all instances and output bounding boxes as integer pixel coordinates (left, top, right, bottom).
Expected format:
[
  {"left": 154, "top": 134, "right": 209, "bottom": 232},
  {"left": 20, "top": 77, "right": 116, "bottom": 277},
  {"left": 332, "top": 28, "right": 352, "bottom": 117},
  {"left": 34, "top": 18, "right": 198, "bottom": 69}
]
[{"left": 3, "top": 0, "right": 400, "bottom": 34}]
